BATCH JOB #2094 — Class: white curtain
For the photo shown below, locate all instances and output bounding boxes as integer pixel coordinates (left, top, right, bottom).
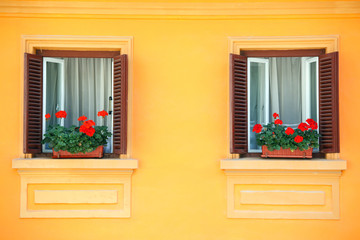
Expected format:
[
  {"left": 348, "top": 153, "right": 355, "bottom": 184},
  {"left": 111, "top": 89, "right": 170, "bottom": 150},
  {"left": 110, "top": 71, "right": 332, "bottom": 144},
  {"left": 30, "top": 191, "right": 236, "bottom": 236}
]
[
  {"left": 63, "top": 58, "right": 113, "bottom": 129},
  {"left": 64, "top": 58, "right": 113, "bottom": 153},
  {"left": 269, "top": 57, "right": 302, "bottom": 126}
]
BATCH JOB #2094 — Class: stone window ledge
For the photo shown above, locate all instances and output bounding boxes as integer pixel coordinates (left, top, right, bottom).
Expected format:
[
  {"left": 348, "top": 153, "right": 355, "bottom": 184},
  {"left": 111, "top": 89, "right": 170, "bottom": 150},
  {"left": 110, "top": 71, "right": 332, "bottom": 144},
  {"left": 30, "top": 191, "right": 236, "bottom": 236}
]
[
  {"left": 13, "top": 158, "right": 138, "bottom": 170},
  {"left": 221, "top": 158, "right": 346, "bottom": 171}
]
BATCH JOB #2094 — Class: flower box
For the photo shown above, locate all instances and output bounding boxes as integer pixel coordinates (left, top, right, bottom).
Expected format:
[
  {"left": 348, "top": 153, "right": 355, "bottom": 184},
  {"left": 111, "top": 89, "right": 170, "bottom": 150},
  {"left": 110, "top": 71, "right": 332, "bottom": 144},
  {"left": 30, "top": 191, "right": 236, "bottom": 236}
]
[
  {"left": 52, "top": 146, "right": 104, "bottom": 159},
  {"left": 261, "top": 145, "right": 313, "bottom": 159},
  {"left": 253, "top": 112, "right": 320, "bottom": 159},
  {"left": 43, "top": 110, "right": 112, "bottom": 158}
]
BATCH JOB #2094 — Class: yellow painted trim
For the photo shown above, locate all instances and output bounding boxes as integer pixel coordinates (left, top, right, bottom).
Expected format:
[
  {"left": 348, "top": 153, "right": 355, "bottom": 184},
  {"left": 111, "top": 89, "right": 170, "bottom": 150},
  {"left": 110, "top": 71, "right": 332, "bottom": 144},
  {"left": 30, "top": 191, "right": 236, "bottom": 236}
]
[
  {"left": 34, "top": 190, "right": 118, "bottom": 204},
  {"left": 20, "top": 35, "right": 133, "bottom": 159},
  {"left": 229, "top": 35, "right": 339, "bottom": 54},
  {"left": 12, "top": 159, "right": 137, "bottom": 218},
  {"left": 227, "top": 35, "right": 339, "bottom": 158},
  {"left": 239, "top": 190, "right": 326, "bottom": 205},
  {"left": 0, "top": 1, "right": 360, "bottom": 19},
  {"left": 222, "top": 159, "right": 345, "bottom": 219}
]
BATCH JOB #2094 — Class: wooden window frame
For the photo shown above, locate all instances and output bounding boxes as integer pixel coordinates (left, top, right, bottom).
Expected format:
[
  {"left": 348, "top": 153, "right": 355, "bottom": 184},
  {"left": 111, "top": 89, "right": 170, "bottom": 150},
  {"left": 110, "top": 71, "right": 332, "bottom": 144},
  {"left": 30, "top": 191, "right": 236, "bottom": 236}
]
[
  {"left": 36, "top": 50, "right": 121, "bottom": 58},
  {"left": 240, "top": 49, "right": 325, "bottom": 57}
]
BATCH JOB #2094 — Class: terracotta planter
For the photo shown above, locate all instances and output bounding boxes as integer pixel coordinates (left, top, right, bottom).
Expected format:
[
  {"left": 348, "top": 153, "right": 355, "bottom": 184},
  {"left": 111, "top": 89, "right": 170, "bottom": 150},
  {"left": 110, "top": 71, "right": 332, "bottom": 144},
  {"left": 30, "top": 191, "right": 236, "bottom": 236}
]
[
  {"left": 261, "top": 145, "right": 313, "bottom": 159},
  {"left": 52, "top": 146, "right": 104, "bottom": 159}
]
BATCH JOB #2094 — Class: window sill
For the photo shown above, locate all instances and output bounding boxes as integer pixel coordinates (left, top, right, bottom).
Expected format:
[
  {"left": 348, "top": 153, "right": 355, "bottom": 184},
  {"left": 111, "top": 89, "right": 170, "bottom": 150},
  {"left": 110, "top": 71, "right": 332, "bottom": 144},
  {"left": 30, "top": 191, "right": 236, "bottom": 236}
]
[
  {"left": 12, "top": 158, "right": 138, "bottom": 170},
  {"left": 220, "top": 158, "right": 346, "bottom": 171},
  {"left": 220, "top": 158, "right": 346, "bottom": 220},
  {"left": 12, "top": 158, "right": 138, "bottom": 218}
]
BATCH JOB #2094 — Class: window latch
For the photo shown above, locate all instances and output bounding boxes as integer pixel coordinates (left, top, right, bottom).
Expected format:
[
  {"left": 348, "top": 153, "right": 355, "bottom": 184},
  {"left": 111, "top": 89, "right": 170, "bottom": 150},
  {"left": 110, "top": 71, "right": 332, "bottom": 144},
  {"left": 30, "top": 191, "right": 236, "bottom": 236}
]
[{"left": 109, "top": 96, "right": 113, "bottom": 115}]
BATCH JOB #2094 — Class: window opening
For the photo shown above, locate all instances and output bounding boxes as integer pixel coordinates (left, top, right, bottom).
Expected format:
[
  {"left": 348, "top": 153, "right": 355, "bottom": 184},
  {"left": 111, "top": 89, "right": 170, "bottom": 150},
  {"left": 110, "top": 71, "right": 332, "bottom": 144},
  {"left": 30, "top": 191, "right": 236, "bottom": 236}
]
[
  {"left": 248, "top": 57, "right": 319, "bottom": 152},
  {"left": 42, "top": 57, "right": 114, "bottom": 153}
]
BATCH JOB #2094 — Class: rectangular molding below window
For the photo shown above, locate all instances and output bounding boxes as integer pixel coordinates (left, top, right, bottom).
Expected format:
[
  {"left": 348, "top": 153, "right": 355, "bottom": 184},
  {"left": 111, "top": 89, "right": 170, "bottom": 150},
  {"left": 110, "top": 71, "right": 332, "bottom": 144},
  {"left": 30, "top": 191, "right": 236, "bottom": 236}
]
[
  {"left": 221, "top": 158, "right": 346, "bottom": 219},
  {"left": 12, "top": 159, "right": 138, "bottom": 218}
]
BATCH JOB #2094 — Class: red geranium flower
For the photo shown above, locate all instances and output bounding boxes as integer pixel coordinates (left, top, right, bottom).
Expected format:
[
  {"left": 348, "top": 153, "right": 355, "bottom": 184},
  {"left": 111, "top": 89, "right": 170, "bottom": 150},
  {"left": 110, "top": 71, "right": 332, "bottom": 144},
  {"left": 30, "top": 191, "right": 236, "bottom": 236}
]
[
  {"left": 78, "top": 116, "right": 87, "bottom": 121},
  {"left": 84, "top": 120, "right": 95, "bottom": 127},
  {"left": 85, "top": 126, "right": 95, "bottom": 137},
  {"left": 306, "top": 118, "right": 318, "bottom": 130},
  {"left": 45, "top": 113, "right": 51, "bottom": 120},
  {"left": 298, "top": 122, "right": 309, "bottom": 131},
  {"left": 97, "top": 110, "right": 109, "bottom": 118},
  {"left": 83, "top": 120, "right": 96, "bottom": 128},
  {"left": 252, "top": 124, "right": 262, "bottom": 133},
  {"left": 55, "top": 110, "right": 67, "bottom": 119},
  {"left": 294, "top": 135, "right": 303, "bottom": 143},
  {"left": 79, "top": 120, "right": 96, "bottom": 137},
  {"left": 273, "top": 113, "right": 279, "bottom": 119},
  {"left": 79, "top": 125, "right": 95, "bottom": 137},
  {"left": 285, "top": 127, "right": 295, "bottom": 135},
  {"left": 274, "top": 119, "right": 283, "bottom": 125}
]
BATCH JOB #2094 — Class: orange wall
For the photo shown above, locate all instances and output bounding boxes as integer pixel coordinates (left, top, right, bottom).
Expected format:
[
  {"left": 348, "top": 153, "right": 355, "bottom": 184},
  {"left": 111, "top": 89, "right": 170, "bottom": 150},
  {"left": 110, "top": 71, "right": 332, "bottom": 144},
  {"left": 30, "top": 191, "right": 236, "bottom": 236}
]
[{"left": 1, "top": 4, "right": 360, "bottom": 240}]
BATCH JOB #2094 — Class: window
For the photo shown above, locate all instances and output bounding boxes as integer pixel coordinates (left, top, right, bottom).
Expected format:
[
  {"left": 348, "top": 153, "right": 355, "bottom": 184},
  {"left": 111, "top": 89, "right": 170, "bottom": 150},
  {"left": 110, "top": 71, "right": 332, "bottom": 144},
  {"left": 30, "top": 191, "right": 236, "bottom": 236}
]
[
  {"left": 23, "top": 50, "right": 128, "bottom": 155},
  {"left": 247, "top": 56, "right": 319, "bottom": 152},
  {"left": 230, "top": 49, "right": 339, "bottom": 156},
  {"left": 42, "top": 57, "right": 114, "bottom": 153}
]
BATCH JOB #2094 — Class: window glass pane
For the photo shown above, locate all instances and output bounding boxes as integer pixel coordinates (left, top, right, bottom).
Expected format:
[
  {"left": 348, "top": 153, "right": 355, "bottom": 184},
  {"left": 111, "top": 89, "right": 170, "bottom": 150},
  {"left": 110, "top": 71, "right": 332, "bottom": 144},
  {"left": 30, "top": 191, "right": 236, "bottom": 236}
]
[
  {"left": 45, "top": 62, "right": 62, "bottom": 127},
  {"left": 310, "top": 61, "right": 317, "bottom": 122},
  {"left": 44, "top": 61, "right": 63, "bottom": 151},
  {"left": 249, "top": 61, "right": 267, "bottom": 151}
]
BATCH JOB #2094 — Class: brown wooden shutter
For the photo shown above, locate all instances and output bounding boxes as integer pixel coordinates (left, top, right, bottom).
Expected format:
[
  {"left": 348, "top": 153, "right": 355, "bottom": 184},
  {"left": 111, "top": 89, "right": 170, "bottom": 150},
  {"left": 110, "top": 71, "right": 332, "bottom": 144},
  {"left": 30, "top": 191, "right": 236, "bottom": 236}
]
[
  {"left": 113, "top": 54, "right": 128, "bottom": 154},
  {"left": 23, "top": 53, "right": 43, "bottom": 153},
  {"left": 230, "top": 54, "right": 248, "bottom": 154},
  {"left": 319, "top": 52, "right": 340, "bottom": 153}
]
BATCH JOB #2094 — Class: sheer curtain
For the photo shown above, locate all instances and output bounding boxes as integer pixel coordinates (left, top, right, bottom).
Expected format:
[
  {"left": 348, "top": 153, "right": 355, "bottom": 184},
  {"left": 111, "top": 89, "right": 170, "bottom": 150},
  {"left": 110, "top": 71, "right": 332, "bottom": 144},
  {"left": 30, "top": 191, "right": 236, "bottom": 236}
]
[
  {"left": 64, "top": 58, "right": 113, "bottom": 152},
  {"left": 269, "top": 57, "right": 302, "bottom": 127},
  {"left": 63, "top": 58, "right": 112, "bottom": 127}
]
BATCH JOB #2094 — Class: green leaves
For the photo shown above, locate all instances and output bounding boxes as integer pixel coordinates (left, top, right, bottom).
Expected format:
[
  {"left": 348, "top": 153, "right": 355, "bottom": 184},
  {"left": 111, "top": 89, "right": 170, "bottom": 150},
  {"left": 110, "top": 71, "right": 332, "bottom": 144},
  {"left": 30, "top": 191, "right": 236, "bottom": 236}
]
[
  {"left": 41, "top": 124, "right": 112, "bottom": 154},
  {"left": 255, "top": 121, "right": 320, "bottom": 151}
]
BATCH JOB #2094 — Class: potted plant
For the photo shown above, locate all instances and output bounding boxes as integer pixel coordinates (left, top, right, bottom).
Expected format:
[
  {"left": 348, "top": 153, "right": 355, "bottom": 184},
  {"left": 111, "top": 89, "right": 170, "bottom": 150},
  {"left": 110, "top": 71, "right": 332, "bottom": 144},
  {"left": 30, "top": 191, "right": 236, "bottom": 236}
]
[
  {"left": 253, "top": 113, "right": 320, "bottom": 158},
  {"left": 42, "top": 110, "right": 112, "bottom": 159}
]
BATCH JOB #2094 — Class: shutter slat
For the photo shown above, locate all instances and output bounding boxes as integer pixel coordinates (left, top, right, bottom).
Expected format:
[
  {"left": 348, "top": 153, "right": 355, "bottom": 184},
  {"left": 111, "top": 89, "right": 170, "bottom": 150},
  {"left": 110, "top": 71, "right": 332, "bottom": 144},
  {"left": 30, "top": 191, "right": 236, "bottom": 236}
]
[
  {"left": 230, "top": 54, "right": 248, "bottom": 154},
  {"left": 24, "top": 53, "right": 43, "bottom": 153},
  {"left": 319, "top": 52, "right": 339, "bottom": 153},
  {"left": 113, "top": 54, "right": 128, "bottom": 154}
]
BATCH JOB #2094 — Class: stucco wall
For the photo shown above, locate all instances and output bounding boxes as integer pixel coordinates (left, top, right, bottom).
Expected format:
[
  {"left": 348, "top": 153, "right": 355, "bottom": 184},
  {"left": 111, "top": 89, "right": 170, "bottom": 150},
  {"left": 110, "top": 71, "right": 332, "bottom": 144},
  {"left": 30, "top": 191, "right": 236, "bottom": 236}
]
[{"left": 1, "top": 1, "right": 360, "bottom": 239}]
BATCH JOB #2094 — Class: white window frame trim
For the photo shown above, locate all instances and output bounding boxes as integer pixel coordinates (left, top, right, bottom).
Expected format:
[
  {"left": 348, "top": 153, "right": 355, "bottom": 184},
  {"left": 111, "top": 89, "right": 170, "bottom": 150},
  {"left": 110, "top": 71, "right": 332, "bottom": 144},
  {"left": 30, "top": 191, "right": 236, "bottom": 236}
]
[{"left": 301, "top": 57, "right": 319, "bottom": 123}]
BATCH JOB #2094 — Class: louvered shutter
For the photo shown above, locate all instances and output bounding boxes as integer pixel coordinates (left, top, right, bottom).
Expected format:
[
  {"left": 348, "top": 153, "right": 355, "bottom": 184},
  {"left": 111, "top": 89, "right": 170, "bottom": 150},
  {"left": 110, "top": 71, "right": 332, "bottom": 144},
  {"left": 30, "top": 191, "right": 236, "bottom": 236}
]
[
  {"left": 113, "top": 54, "right": 128, "bottom": 154},
  {"left": 319, "top": 52, "right": 340, "bottom": 153},
  {"left": 230, "top": 54, "right": 248, "bottom": 154},
  {"left": 23, "top": 53, "right": 43, "bottom": 153}
]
